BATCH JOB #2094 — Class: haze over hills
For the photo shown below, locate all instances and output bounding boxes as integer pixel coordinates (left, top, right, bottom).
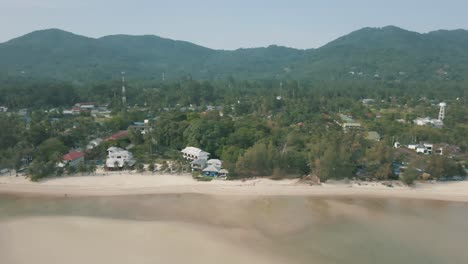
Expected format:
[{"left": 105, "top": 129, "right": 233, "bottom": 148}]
[{"left": 1, "top": 26, "right": 468, "bottom": 82}]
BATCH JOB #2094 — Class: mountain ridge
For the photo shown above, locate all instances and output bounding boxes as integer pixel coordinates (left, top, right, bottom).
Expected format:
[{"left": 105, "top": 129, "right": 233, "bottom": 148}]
[{"left": 1, "top": 26, "right": 468, "bottom": 82}]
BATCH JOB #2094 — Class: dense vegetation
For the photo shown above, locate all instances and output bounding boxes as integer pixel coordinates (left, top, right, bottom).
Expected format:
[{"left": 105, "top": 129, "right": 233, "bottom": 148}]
[
  {"left": 0, "top": 25, "right": 467, "bottom": 182},
  {"left": 1, "top": 26, "right": 468, "bottom": 82},
  {"left": 0, "top": 77, "right": 466, "bottom": 182}
]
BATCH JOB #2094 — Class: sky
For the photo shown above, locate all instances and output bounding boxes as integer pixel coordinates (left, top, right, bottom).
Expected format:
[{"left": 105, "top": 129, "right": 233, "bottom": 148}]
[{"left": 1, "top": 0, "right": 468, "bottom": 50}]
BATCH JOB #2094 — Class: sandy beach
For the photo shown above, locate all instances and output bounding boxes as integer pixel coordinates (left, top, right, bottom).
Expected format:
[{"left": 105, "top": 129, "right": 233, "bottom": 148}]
[{"left": 1, "top": 170, "right": 468, "bottom": 202}]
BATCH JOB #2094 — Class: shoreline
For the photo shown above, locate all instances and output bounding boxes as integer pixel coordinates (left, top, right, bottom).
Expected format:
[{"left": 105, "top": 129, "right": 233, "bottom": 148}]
[{"left": 1, "top": 172, "right": 468, "bottom": 202}]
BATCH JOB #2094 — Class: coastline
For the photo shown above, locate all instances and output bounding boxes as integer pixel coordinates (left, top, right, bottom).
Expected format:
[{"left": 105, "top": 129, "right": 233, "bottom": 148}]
[{"left": 1, "top": 172, "right": 468, "bottom": 202}]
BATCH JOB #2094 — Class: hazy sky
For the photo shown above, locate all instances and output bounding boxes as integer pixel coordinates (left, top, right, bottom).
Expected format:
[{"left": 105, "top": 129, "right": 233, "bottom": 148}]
[{"left": 1, "top": 0, "right": 467, "bottom": 49}]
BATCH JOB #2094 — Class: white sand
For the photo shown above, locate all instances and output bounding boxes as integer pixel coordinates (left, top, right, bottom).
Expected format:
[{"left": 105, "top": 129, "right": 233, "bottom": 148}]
[
  {"left": 1, "top": 170, "right": 468, "bottom": 202},
  {"left": 0, "top": 216, "right": 285, "bottom": 264}
]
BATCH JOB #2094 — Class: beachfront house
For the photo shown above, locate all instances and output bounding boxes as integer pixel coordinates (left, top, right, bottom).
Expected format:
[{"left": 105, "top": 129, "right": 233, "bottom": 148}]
[
  {"left": 218, "top": 169, "right": 229, "bottom": 178},
  {"left": 105, "top": 147, "right": 136, "bottom": 169},
  {"left": 191, "top": 158, "right": 207, "bottom": 170},
  {"left": 202, "top": 165, "right": 220, "bottom": 177},
  {"left": 181, "top": 147, "right": 210, "bottom": 161},
  {"left": 61, "top": 151, "right": 85, "bottom": 167},
  {"left": 206, "top": 159, "right": 223, "bottom": 169}
]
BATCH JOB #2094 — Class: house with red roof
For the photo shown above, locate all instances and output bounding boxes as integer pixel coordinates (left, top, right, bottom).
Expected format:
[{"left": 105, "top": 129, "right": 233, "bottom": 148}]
[
  {"left": 105, "top": 131, "right": 129, "bottom": 141},
  {"left": 62, "top": 151, "right": 85, "bottom": 167}
]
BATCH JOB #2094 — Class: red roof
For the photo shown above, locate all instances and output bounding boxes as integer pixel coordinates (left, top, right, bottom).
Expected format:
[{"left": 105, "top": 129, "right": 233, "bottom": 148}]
[
  {"left": 105, "top": 131, "right": 129, "bottom": 141},
  {"left": 63, "top": 151, "right": 85, "bottom": 161}
]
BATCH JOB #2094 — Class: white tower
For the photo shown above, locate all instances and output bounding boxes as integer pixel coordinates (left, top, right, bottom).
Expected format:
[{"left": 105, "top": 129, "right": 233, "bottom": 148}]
[
  {"left": 438, "top": 102, "right": 446, "bottom": 121},
  {"left": 121, "top": 71, "right": 127, "bottom": 106}
]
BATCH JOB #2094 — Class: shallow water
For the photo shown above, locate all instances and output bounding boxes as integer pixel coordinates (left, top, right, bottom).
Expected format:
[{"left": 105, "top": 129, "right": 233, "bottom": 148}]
[{"left": 1, "top": 194, "right": 468, "bottom": 263}]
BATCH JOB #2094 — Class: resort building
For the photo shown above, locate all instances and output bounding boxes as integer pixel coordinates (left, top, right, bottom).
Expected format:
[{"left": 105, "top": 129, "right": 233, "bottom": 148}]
[
  {"left": 206, "top": 159, "right": 223, "bottom": 169},
  {"left": 181, "top": 147, "right": 210, "bottom": 161},
  {"left": 105, "top": 147, "right": 136, "bottom": 169},
  {"left": 60, "top": 151, "right": 85, "bottom": 167}
]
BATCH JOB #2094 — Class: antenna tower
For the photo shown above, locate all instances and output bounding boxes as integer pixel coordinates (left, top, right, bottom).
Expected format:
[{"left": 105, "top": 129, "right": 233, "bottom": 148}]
[{"left": 121, "top": 71, "right": 127, "bottom": 106}]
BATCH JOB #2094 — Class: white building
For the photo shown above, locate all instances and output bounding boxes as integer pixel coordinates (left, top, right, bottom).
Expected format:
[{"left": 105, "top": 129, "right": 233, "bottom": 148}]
[
  {"left": 86, "top": 138, "right": 103, "bottom": 150},
  {"left": 206, "top": 159, "right": 223, "bottom": 170},
  {"left": 0, "top": 106, "right": 8, "bottom": 112},
  {"left": 75, "top": 102, "right": 96, "bottom": 110},
  {"left": 409, "top": 143, "right": 433, "bottom": 155},
  {"left": 181, "top": 147, "right": 210, "bottom": 161},
  {"left": 105, "top": 147, "right": 136, "bottom": 169}
]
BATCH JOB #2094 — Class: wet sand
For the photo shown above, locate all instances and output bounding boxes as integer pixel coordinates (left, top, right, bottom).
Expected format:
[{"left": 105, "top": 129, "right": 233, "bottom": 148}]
[
  {"left": 1, "top": 193, "right": 468, "bottom": 264},
  {"left": 1, "top": 216, "right": 284, "bottom": 264}
]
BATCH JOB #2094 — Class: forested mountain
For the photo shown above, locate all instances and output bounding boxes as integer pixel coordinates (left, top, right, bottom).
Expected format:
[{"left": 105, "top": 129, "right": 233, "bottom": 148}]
[{"left": 1, "top": 26, "right": 468, "bottom": 82}]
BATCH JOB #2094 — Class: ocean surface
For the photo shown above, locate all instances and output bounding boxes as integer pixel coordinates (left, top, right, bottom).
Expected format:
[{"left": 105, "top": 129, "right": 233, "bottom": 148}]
[{"left": 1, "top": 194, "right": 468, "bottom": 264}]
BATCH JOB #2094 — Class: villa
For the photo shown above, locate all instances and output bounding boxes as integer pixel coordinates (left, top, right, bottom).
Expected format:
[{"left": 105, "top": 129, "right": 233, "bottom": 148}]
[{"left": 105, "top": 147, "right": 136, "bottom": 169}]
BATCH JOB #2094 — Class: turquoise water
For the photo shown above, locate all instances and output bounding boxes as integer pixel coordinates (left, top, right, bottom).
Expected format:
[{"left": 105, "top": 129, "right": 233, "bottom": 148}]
[{"left": 1, "top": 194, "right": 468, "bottom": 263}]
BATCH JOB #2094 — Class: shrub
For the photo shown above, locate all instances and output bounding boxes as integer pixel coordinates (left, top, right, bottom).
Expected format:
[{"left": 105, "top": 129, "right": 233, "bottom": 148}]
[{"left": 400, "top": 169, "right": 419, "bottom": 185}]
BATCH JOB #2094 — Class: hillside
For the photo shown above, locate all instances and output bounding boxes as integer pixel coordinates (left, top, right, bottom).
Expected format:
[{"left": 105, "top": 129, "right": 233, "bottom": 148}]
[{"left": 1, "top": 26, "right": 468, "bottom": 82}]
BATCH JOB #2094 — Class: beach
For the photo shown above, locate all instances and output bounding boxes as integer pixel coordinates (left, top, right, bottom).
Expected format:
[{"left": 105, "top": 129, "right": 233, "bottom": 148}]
[
  {"left": 1, "top": 170, "right": 468, "bottom": 202},
  {"left": 2, "top": 171, "right": 468, "bottom": 264}
]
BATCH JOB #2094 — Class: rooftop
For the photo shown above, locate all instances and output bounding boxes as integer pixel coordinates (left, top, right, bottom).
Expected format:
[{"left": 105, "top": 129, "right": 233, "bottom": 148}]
[{"left": 63, "top": 151, "right": 84, "bottom": 161}]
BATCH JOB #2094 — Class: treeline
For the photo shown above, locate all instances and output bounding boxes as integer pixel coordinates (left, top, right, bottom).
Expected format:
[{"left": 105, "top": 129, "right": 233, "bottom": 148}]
[{"left": 1, "top": 77, "right": 467, "bottom": 110}]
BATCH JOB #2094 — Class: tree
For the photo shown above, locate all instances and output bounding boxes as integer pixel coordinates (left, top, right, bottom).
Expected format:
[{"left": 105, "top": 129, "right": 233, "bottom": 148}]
[
  {"left": 123, "top": 161, "right": 130, "bottom": 171},
  {"left": 148, "top": 162, "right": 155, "bottom": 174},
  {"left": 309, "top": 133, "right": 356, "bottom": 182},
  {"left": 364, "top": 142, "right": 395, "bottom": 180},
  {"left": 88, "top": 162, "right": 97, "bottom": 175},
  {"left": 160, "top": 161, "right": 169, "bottom": 172},
  {"left": 235, "top": 142, "right": 276, "bottom": 177},
  {"left": 67, "top": 165, "right": 77, "bottom": 175},
  {"left": 77, "top": 162, "right": 87, "bottom": 175},
  {"left": 28, "top": 160, "right": 56, "bottom": 181},
  {"left": 35, "top": 138, "right": 67, "bottom": 163},
  {"left": 136, "top": 163, "right": 145, "bottom": 173},
  {"left": 401, "top": 168, "right": 419, "bottom": 185},
  {"left": 426, "top": 156, "right": 466, "bottom": 180}
]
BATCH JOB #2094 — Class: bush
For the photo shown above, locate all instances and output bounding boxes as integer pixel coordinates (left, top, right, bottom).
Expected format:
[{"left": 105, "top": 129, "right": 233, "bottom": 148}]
[
  {"left": 136, "top": 163, "right": 145, "bottom": 173},
  {"left": 195, "top": 176, "right": 213, "bottom": 182},
  {"left": 400, "top": 169, "right": 419, "bottom": 185},
  {"left": 192, "top": 172, "right": 213, "bottom": 181},
  {"left": 148, "top": 163, "right": 155, "bottom": 173}
]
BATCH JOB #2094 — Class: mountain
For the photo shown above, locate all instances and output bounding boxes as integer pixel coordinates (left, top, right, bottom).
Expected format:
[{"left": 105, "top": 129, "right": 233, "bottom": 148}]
[
  {"left": 296, "top": 26, "right": 468, "bottom": 81},
  {"left": 1, "top": 26, "right": 468, "bottom": 82}
]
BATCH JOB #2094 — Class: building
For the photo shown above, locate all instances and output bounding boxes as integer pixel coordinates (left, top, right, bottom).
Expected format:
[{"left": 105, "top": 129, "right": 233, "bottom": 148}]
[
  {"left": 105, "top": 131, "right": 129, "bottom": 141},
  {"left": 338, "top": 114, "right": 362, "bottom": 131},
  {"left": 361, "top": 99, "right": 375, "bottom": 105},
  {"left": 365, "top": 131, "right": 381, "bottom": 142},
  {"left": 218, "top": 169, "right": 229, "bottom": 178},
  {"left": 0, "top": 106, "right": 8, "bottom": 112},
  {"left": 413, "top": 117, "right": 443, "bottom": 127},
  {"left": 408, "top": 143, "right": 433, "bottom": 155},
  {"left": 86, "top": 138, "right": 103, "bottom": 150},
  {"left": 129, "top": 120, "right": 151, "bottom": 135},
  {"left": 75, "top": 102, "right": 96, "bottom": 110},
  {"left": 202, "top": 165, "right": 220, "bottom": 177},
  {"left": 342, "top": 122, "right": 362, "bottom": 131},
  {"left": 190, "top": 158, "right": 207, "bottom": 170},
  {"left": 181, "top": 147, "right": 210, "bottom": 161},
  {"left": 206, "top": 159, "right": 223, "bottom": 169},
  {"left": 105, "top": 147, "right": 136, "bottom": 169},
  {"left": 413, "top": 103, "right": 446, "bottom": 128},
  {"left": 61, "top": 151, "right": 85, "bottom": 167}
]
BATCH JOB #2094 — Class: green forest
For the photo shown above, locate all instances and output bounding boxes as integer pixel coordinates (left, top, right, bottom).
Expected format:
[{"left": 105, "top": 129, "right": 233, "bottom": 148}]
[
  {"left": 1, "top": 26, "right": 468, "bottom": 82},
  {"left": 0, "top": 76, "right": 466, "bottom": 183}
]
